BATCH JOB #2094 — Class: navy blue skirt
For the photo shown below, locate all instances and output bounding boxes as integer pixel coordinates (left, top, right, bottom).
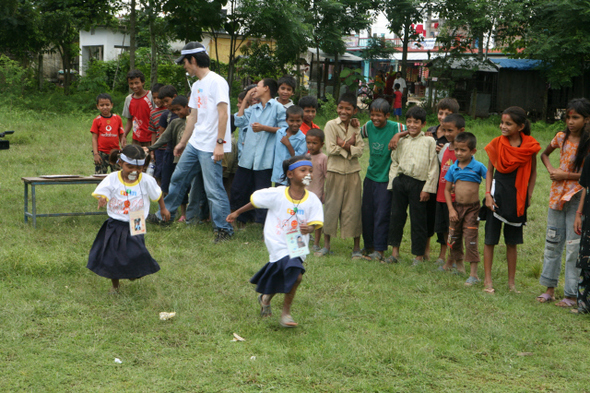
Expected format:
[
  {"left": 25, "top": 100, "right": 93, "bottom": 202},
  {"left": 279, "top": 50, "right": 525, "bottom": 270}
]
[
  {"left": 250, "top": 255, "right": 305, "bottom": 294},
  {"left": 87, "top": 218, "right": 160, "bottom": 279}
]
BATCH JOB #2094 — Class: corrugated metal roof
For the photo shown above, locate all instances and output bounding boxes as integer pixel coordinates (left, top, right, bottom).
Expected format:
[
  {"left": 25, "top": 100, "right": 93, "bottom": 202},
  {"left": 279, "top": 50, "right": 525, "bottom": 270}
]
[{"left": 490, "top": 59, "right": 543, "bottom": 70}]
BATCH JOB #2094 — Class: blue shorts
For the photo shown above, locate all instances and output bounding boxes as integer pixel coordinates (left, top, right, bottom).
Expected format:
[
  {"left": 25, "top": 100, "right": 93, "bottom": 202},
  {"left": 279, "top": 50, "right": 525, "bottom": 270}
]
[{"left": 394, "top": 108, "right": 402, "bottom": 116}]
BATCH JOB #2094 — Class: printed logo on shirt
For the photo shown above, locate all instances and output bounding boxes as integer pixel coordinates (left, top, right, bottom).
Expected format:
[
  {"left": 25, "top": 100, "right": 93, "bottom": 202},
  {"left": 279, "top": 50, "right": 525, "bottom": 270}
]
[
  {"left": 120, "top": 189, "right": 138, "bottom": 197},
  {"left": 109, "top": 197, "right": 144, "bottom": 215},
  {"left": 371, "top": 141, "right": 385, "bottom": 155},
  {"left": 287, "top": 208, "right": 305, "bottom": 216}
]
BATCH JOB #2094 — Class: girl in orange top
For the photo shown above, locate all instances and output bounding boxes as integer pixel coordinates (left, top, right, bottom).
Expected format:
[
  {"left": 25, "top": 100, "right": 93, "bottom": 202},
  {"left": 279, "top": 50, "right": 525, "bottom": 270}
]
[
  {"left": 538, "top": 98, "right": 590, "bottom": 307},
  {"left": 483, "top": 107, "right": 541, "bottom": 293}
]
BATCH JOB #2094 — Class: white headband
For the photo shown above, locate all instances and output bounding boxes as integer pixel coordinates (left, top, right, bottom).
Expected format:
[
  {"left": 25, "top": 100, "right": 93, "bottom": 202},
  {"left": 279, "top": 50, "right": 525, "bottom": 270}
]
[
  {"left": 181, "top": 47, "right": 208, "bottom": 55},
  {"left": 120, "top": 153, "right": 145, "bottom": 166}
]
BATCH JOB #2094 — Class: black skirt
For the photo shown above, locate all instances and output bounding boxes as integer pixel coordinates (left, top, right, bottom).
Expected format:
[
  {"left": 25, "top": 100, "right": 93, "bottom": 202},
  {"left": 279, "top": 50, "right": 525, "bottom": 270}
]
[
  {"left": 250, "top": 255, "right": 305, "bottom": 294},
  {"left": 87, "top": 218, "right": 160, "bottom": 279}
]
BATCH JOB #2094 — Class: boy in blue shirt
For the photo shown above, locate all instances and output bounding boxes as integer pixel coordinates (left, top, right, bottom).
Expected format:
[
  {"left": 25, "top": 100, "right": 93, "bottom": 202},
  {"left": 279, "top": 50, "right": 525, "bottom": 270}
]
[
  {"left": 272, "top": 106, "right": 308, "bottom": 185},
  {"left": 232, "top": 78, "right": 287, "bottom": 224},
  {"left": 360, "top": 98, "right": 406, "bottom": 261},
  {"left": 444, "top": 132, "right": 487, "bottom": 286}
]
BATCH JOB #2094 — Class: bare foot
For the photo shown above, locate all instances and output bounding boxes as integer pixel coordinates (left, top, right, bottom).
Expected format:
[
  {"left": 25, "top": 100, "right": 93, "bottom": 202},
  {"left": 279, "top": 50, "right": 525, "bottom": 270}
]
[{"left": 509, "top": 285, "right": 520, "bottom": 294}]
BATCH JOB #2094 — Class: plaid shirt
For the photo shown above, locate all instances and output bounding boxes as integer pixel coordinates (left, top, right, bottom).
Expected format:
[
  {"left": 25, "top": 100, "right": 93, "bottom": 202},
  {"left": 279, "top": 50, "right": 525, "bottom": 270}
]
[{"left": 388, "top": 132, "right": 439, "bottom": 193}]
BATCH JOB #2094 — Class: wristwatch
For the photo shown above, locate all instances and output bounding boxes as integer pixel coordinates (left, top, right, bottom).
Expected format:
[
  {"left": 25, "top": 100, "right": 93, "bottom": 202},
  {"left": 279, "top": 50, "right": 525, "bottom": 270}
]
[{"left": 216, "top": 138, "right": 225, "bottom": 144}]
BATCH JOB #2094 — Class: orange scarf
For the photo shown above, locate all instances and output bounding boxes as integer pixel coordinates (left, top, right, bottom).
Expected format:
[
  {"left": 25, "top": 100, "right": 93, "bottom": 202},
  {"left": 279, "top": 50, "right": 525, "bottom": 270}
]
[{"left": 485, "top": 133, "right": 541, "bottom": 217}]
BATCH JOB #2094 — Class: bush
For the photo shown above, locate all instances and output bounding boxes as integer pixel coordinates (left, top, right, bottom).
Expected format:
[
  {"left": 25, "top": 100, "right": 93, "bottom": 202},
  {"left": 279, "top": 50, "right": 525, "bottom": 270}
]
[{"left": 0, "top": 55, "right": 35, "bottom": 97}]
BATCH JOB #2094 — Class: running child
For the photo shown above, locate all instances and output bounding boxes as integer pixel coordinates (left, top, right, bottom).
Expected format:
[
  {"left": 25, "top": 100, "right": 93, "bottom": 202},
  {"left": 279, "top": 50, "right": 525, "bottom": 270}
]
[
  {"left": 317, "top": 93, "right": 364, "bottom": 258},
  {"left": 483, "top": 106, "right": 541, "bottom": 293},
  {"left": 122, "top": 70, "right": 154, "bottom": 146},
  {"left": 298, "top": 95, "right": 320, "bottom": 135},
  {"left": 305, "top": 128, "right": 327, "bottom": 251},
  {"left": 272, "top": 106, "right": 308, "bottom": 186},
  {"left": 360, "top": 98, "right": 405, "bottom": 261},
  {"left": 444, "top": 132, "right": 487, "bottom": 285},
  {"left": 537, "top": 98, "right": 590, "bottom": 306},
  {"left": 88, "top": 145, "right": 170, "bottom": 293},
  {"left": 227, "top": 155, "right": 324, "bottom": 327},
  {"left": 91, "top": 93, "right": 125, "bottom": 174}
]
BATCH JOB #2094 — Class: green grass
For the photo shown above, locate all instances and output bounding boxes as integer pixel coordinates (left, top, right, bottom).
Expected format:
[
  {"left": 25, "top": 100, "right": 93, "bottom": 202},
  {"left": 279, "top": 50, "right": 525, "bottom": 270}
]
[{"left": 0, "top": 106, "right": 589, "bottom": 392}]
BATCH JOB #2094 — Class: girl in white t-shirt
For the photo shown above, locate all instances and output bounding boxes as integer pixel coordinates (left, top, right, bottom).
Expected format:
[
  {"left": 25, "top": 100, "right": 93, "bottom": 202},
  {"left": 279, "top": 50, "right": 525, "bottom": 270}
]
[
  {"left": 227, "top": 155, "right": 324, "bottom": 327},
  {"left": 88, "top": 145, "right": 170, "bottom": 293}
]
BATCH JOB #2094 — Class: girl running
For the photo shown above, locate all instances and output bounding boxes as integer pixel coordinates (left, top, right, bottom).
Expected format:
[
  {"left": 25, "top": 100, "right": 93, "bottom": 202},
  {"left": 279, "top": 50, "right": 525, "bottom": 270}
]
[
  {"left": 483, "top": 107, "right": 541, "bottom": 293},
  {"left": 538, "top": 98, "right": 590, "bottom": 307},
  {"left": 88, "top": 145, "right": 170, "bottom": 293},
  {"left": 227, "top": 155, "right": 323, "bottom": 327}
]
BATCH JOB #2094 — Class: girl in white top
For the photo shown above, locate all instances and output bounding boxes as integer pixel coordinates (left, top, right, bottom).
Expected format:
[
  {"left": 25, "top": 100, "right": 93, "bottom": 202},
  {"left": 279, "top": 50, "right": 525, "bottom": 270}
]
[
  {"left": 88, "top": 145, "right": 170, "bottom": 293},
  {"left": 227, "top": 155, "right": 323, "bottom": 327}
]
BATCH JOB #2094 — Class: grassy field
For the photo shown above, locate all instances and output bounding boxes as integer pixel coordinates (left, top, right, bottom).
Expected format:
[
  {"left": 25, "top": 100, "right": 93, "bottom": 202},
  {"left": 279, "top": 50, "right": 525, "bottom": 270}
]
[{"left": 1, "top": 103, "right": 589, "bottom": 392}]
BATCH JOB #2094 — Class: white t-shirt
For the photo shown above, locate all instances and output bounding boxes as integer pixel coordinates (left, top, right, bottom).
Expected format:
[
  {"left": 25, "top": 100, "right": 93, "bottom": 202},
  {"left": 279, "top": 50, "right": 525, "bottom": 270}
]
[
  {"left": 188, "top": 71, "right": 232, "bottom": 153},
  {"left": 251, "top": 186, "right": 324, "bottom": 263},
  {"left": 92, "top": 172, "right": 162, "bottom": 221},
  {"left": 394, "top": 77, "right": 407, "bottom": 91}
]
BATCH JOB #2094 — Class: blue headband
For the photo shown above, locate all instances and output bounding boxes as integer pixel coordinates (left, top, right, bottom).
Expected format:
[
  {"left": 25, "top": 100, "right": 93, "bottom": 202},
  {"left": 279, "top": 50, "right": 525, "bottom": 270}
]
[{"left": 288, "top": 160, "right": 312, "bottom": 171}]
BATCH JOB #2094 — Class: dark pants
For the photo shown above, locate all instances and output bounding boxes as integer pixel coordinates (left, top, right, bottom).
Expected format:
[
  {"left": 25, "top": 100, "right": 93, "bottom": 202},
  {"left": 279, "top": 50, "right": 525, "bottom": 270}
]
[
  {"left": 362, "top": 178, "right": 391, "bottom": 251},
  {"left": 426, "top": 193, "right": 436, "bottom": 237},
  {"left": 388, "top": 174, "right": 428, "bottom": 256},
  {"left": 160, "top": 150, "right": 175, "bottom": 194},
  {"left": 154, "top": 149, "right": 166, "bottom": 180},
  {"left": 230, "top": 166, "right": 272, "bottom": 223}
]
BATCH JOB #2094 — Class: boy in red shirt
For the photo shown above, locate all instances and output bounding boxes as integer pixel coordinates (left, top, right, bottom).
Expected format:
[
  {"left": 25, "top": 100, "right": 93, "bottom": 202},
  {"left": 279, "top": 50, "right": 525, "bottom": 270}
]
[
  {"left": 91, "top": 93, "right": 125, "bottom": 174},
  {"left": 298, "top": 96, "right": 320, "bottom": 135},
  {"left": 122, "top": 69, "right": 154, "bottom": 147}
]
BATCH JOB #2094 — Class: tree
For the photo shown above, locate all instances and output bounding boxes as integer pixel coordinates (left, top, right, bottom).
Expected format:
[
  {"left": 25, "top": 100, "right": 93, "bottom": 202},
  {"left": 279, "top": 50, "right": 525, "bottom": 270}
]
[
  {"left": 37, "top": 0, "right": 116, "bottom": 94},
  {"left": 361, "top": 36, "right": 396, "bottom": 61}
]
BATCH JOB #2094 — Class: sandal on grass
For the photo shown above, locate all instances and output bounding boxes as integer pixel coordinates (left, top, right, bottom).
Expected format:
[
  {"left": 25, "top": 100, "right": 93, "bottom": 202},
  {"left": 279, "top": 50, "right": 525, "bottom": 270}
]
[
  {"left": 311, "top": 244, "right": 321, "bottom": 252},
  {"left": 435, "top": 258, "right": 445, "bottom": 265},
  {"left": 536, "top": 293, "right": 555, "bottom": 303},
  {"left": 279, "top": 315, "right": 298, "bottom": 328},
  {"left": 364, "top": 251, "right": 383, "bottom": 261},
  {"left": 383, "top": 255, "right": 398, "bottom": 264},
  {"left": 258, "top": 294, "right": 271, "bottom": 317},
  {"left": 483, "top": 287, "right": 495, "bottom": 294},
  {"left": 314, "top": 247, "right": 332, "bottom": 257},
  {"left": 351, "top": 251, "right": 364, "bottom": 260},
  {"left": 555, "top": 298, "right": 576, "bottom": 308}
]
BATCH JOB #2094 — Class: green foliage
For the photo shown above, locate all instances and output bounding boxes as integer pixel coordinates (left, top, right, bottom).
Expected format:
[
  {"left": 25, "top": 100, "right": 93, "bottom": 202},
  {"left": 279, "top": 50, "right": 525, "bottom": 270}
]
[
  {"left": 340, "top": 67, "right": 366, "bottom": 93},
  {"left": 75, "top": 60, "right": 112, "bottom": 93},
  {"left": 0, "top": 55, "right": 35, "bottom": 97},
  {"left": 361, "top": 36, "right": 397, "bottom": 60},
  {"left": 238, "top": 40, "right": 285, "bottom": 81}
]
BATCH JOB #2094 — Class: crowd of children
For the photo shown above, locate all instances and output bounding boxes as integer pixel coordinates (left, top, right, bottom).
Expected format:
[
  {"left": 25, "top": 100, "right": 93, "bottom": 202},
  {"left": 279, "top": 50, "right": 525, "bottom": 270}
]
[{"left": 86, "top": 42, "right": 590, "bottom": 322}]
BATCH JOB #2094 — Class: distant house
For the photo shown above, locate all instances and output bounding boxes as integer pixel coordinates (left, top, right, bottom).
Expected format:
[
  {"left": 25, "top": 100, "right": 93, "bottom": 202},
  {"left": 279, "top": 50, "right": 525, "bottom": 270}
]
[{"left": 79, "top": 26, "right": 129, "bottom": 76}]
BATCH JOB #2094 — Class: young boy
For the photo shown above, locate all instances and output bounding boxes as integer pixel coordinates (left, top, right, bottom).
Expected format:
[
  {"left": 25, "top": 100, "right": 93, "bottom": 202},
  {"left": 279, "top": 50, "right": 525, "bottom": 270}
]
[
  {"left": 298, "top": 96, "right": 320, "bottom": 135},
  {"left": 316, "top": 93, "right": 364, "bottom": 259},
  {"left": 305, "top": 128, "right": 327, "bottom": 251},
  {"left": 147, "top": 83, "right": 165, "bottom": 182},
  {"left": 272, "top": 106, "right": 308, "bottom": 185},
  {"left": 234, "top": 85, "right": 255, "bottom": 160},
  {"left": 360, "top": 98, "right": 406, "bottom": 261},
  {"left": 444, "top": 132, "right": 487, "bottom": 285},
  {"left": 154, "top": 85, "right": 178, "bottom": 195},
  {"left": 392, "top": 83, "right": 402, "bottom": 121},
  {"left": 91, "top": 93, "right": 125, "bottom": 174},
  {"left": 387, "top": 106, "right": 438, "bottom": 265},
  {"left": 146, "top": 96, "right": 191, "bottom": 221},
  {"left": 435, "top": 113, "right": 465, "bottom": 271},
  {"left": 232, "top": 78, "right": 287, "bottom": 224},
  {"left": 388, "top": 97, "right": 460, "bottom": 263},
  {"left": 277, "top": 75, "right": 296, "bottom": 108},
  {"left": 122, "top": 70, "right": 154, "bottom": 146}
]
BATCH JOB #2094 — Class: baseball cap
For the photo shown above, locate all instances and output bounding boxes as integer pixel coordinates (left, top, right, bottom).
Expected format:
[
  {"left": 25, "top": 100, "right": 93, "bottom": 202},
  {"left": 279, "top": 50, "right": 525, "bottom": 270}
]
[{"left": 175, "top": 42, "right": 208, "bottom": 65}]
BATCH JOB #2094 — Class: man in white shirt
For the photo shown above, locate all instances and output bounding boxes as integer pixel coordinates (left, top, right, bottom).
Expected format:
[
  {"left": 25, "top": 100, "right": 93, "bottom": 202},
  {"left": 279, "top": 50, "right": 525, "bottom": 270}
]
[{"left": 153, "top": 42, "right": 233, "bottom": 242}]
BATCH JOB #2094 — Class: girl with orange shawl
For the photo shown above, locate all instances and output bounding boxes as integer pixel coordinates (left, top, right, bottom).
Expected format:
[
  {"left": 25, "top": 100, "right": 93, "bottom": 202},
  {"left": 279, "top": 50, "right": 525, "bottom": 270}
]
[{"left": 483, "top": 107, "right": 541, "bottom": 294}]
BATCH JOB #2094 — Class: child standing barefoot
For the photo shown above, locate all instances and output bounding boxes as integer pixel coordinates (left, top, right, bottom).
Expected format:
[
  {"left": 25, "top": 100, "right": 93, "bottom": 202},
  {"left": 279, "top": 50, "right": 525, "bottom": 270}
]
[
  {"left": 88, "top": 145, "right": 170, "bottom": 293},
  {"left": 538, "top": 98, "right": 590, "bottom": 306},
  {"left": 483, "top": 107, "right": 541, "bottom": 293},
  {"left": 227, "top": 155, "right": 323, "bottom": 327}
]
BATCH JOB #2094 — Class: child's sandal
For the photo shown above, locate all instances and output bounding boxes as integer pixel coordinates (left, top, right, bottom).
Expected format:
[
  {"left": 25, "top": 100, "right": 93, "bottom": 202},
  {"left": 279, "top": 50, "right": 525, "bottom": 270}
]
[{"left": 258, "top": 294, "right": 271, "bottom": 317}]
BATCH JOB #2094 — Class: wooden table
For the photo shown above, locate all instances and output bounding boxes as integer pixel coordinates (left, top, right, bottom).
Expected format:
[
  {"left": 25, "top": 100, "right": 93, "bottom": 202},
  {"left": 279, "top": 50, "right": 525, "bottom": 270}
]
[{"left": 22, "top": 176, "right": 107, "bottom": 227}]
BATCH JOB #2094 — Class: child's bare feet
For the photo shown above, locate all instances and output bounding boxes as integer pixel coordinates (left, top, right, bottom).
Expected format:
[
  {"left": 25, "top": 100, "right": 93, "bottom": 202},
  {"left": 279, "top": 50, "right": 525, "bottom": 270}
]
[{"left": 455, "top": 260, "right": 466, "bottom": 274}]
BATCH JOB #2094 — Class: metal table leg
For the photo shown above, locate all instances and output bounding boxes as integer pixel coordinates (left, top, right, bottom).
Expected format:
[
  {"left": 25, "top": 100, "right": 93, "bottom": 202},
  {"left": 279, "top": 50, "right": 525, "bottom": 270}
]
[
  {"left": 32, "top": 184, "right": 37, "bottom": 228},
  {"left": 24, "top": 183, "right": 28, "bottom": 223}
]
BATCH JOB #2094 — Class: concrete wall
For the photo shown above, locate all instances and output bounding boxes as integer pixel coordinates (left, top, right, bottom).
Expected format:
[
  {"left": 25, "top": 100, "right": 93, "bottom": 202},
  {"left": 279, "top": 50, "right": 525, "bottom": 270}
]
[{"left": 79, "top": 27, "right": 129, "bottom": 75}]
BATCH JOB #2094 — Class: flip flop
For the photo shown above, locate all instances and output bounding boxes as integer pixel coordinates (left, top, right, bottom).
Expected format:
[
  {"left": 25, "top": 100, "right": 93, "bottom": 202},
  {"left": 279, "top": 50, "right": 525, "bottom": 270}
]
[
  {"left": 314, "top": 247, "right": 332, "bottom": 257},
  {"left": 536, "top": 293, "right": 555, "bottom": 303},
  {"left": 435, "top": 258, "right": 445, "bottom": 265},
  {"left": 258, "top": 294, "right": 272, "bottom": 317},
  {"left": 555, "top": 298, "right": 576, "bottom": 308},
  {"left": 383, "top": 255, "right": 399, "bottom": 264},
  {"left": 483, "top": 287, "right": 495, "bottom": 294},
  {"left": 364, "top": 251, "right": 383, "bottom": 261},
  {"left": 279, "top": 315, "right": 298, "bottom": 328},
  {"left": 351, "top": 251, "right": 364, "bottom": 260}
]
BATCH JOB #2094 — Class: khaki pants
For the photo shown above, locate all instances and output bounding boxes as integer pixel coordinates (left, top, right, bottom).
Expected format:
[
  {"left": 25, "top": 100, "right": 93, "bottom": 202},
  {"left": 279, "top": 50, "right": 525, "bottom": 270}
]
[{"left": 324, "top": 172, "right": 362, "bottom": 238}]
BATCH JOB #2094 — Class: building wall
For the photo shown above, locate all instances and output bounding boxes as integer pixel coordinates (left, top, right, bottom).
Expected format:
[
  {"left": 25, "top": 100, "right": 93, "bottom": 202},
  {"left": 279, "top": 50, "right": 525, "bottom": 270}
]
[
  {"left": 495, "top": 70, "right": 546, "bottom": 114},
  {"left": 79, "top": 27, "right": 129, "bottom": 75}
]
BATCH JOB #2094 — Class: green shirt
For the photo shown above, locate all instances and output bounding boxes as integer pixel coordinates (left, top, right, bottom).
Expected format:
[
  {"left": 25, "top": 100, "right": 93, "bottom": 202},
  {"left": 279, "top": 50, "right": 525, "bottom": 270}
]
[{"left": 361, "top": 120, "right": 406, "bottom": 183}]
